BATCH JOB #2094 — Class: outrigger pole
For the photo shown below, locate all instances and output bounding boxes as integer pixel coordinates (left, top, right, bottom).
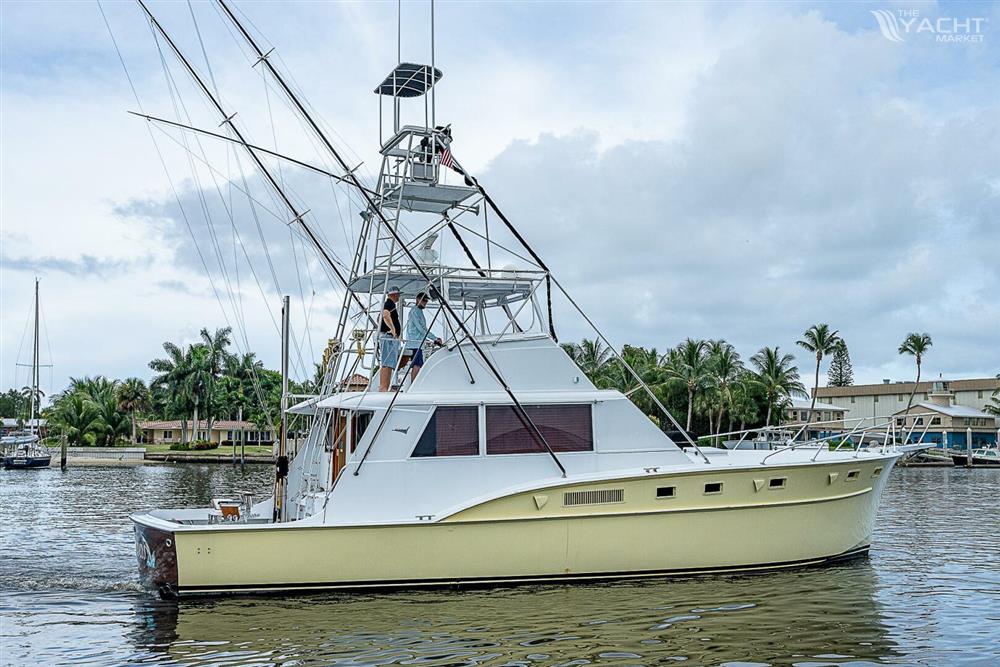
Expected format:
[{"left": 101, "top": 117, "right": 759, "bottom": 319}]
[
  {"left": 127, "top": 111, "right": 376, "bottom": 195},
  {"left": 135, "top": 0, "right": 378, "bottom": 332},
  {"left": 276, "top": 295, "right": 290, "bottom": 521},
  {"left": 214, "top": 0, "right": 568, "bottom": 478}
]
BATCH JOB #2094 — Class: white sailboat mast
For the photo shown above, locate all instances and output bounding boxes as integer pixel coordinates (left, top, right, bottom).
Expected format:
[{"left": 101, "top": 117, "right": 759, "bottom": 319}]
[{"left": 30, "top": 278, "right": 40, "bottom": 434}]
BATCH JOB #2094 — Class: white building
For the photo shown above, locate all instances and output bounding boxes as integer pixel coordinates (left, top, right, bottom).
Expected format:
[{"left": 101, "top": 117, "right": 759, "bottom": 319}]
[{"left": 815, "top": 377, "right": 999, "bottom": 430}]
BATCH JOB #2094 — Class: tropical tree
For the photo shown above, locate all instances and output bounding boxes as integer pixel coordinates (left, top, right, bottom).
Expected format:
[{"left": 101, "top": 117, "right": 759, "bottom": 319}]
[
  {"left": 706, "top": 340, "right": 743, "bottom": 441},
  {"left": 898, "top": 333, "right": 933, "bottom": 412},
  {"left": 827, "top": 341, "right": 854, "bottom": 387},
  {"left": 185, "top": 346, "right": 213, "bottom": 442},
  {"left": 730, "top": 371, "right": 763, "bottom": 432},
  {"left": 796, "top": 324, "right": 842, "bottom": 423},
  {"left": 664, "top": 338, "right": 710, "bottom": 433},
  {"left": 0, "top": 389, "right": 27, "bottom": 419},
  {"left": 117, "top": 377, "right": 151, "bottom": 443},
  {"left": 222, "top": 351, "right": 266, "bottom": 420},
  {"left": 93, "top": 390, "right": 131, "bottom": 445},
  {"left": 199, "top": 326, "right": 233, "bottom": 432},
  {"left": 19, "top": 385, "right": 44, "bottom": 420},
  {"left": 561, "top": 338, "right": 613, "bottom": 387},
  {"left": 49, "top": 392, "right": 102, "bottom": 446},
  {"left": 150, "top": 341, "right": 193, "bottom": 443},
  {"left": 750, "top": 346, "right": 805, "bottom": 427}
]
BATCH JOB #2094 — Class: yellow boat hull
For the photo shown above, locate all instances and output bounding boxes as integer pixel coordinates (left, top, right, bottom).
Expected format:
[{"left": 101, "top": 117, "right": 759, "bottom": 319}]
[{"left": 134, "top": 458, "right": 893, "bottom": 596}]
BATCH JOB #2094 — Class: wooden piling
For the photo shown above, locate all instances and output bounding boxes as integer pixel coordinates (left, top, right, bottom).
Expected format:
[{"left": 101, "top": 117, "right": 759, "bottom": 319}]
[{"left": 966, "top": 427, "right": 973, "bottom": 467}]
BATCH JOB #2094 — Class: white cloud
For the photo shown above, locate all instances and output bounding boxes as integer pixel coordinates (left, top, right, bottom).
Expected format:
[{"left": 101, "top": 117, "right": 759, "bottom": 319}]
[{"left": 1, "top": 1, "right": 997, "bottom": 399}]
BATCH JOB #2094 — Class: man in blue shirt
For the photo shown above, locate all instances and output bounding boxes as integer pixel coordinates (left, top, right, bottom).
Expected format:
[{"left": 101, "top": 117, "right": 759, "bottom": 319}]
[{"left": 402, "top": 291, "right": 443, "bottom": 382}]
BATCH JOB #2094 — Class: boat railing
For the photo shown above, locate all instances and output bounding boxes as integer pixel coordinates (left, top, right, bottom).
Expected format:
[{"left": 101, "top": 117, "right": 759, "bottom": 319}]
[{"left": 756, "top": 412, "right": 939, "bottom": 464}]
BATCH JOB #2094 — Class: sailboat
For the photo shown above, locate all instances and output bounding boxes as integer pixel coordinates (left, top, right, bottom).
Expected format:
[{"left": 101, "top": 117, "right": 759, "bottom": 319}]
[
  {"left": 2, "top": 279, "right": 51, "bottom": 470},
  {"left": 127, "top": 0, "right": 926, "bottom": 597}
]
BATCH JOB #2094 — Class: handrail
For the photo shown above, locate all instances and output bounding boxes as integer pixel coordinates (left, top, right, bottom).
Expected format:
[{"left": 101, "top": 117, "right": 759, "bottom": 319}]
[{"left": 759, "top": 412, "right": 938, "bottom": 464}]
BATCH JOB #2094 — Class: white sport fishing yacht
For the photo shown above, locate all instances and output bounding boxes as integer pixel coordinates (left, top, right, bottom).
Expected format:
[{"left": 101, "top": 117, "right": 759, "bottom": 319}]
[{"left": 129, "top": 0, "right": 921, "bottom": 597}]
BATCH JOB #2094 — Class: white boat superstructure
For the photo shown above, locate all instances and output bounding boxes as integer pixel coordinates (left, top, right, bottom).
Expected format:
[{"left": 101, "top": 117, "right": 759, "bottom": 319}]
[{"left": 127, "top": 0, "right": 923, "bottom": 597}]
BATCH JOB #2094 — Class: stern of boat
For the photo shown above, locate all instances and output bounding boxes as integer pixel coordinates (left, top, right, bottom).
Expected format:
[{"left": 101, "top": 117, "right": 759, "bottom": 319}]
[{"left": 132, "top": 515, "right": 179, "bottom": 598}]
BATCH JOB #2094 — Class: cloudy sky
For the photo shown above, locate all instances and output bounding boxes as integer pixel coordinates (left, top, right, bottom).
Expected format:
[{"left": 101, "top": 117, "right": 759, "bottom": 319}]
[{"left": 2, "top": 0, "right": 998, "bottom": 401}]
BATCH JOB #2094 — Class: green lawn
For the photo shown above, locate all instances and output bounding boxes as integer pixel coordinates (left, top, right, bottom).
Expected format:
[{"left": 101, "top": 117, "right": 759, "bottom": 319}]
[{"left": 141, "top": 443, "right": 274, "bottom": 457}]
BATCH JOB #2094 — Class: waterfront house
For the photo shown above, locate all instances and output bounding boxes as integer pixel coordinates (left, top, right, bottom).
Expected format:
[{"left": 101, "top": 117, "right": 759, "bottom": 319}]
[
  {"left": 1, "top": 418, "right": 47, "bottom": 438},
  {"left": 783, "top": 399, "right": 848, "bottom": 439},
  {"left": 137, "top": 420, "right": 274, "bottom": 446},
  {"left": 815, "top": 377, "right": 999, "bottom": 429},
  {"left": 891, "top": 383, "right": 998, "bottom": 448}
]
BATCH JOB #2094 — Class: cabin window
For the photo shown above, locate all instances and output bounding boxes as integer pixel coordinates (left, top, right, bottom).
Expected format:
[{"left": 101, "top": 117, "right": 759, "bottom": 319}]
[
  {"left": 351, "top": 411, "right": 373, "bottom": 453},
  {"left": 769, "top": 477, "right": 787, "bottom": 489},
  {"left": 163, "top": 430, "right": 173, "bottom": 440},
  {"left": 850, "top": 396, "right": 855, "bottom": 404},
  {"left": 412, "top": 406, "right": 479, "bottom": 457},
  {"left": 931, "top": 417, "right": 941, "bottom": 425},
  {"left": 704, "top": 482, "right": 723, "bottom": 495},
  {"left": 915, "top": 417, "right": 924, "bottom": 426},
  {"left": 486, "top": 404, "right": 593, "bottom": 454},
  {"left": 656, "top": 486, "right": 676, "bottom": 499},
  {"left": 846, "top": 470, "right": 860, "bottom": 481}
]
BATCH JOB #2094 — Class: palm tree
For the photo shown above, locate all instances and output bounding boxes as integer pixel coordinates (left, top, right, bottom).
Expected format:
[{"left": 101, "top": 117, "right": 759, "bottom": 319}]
[
  {"left": 117, "top": 378, "right": 151, "bottom": 444},
  {"left": 730, "top": 371, "right": 761, "bottom": 432},
  {"left": 796, "top": 324, "right": 843, "bottom": 424},
  {"left": 898, "top": 333, "right": 933, "bottom": 413},
  {"left": 185, "top": 346, "right": 213, "bottom": 442},
  {"left": 750, "top": 346, "right": 805, "bottom": 427},
  {"left": 224, "top": 351, "right": 265, "bottom": 419},
  {"left": 707, "top": 341, "right": 743, "bottom": 440},
  {"left": 150, "top": 341, "right": 193, "bottom": 443},
  {"left": 93, "top": 391, "right": 131, "bottom": 445},
  {"left": 664, "top": 338, "right": 710, "bottom": 432},
  {"left": 199, "top": 326, "right": 232, "bottom": 432},
  {"left": 19, "top": 385, "right": 44, "bottom": 421},
  {"left": 562, "top": 338, "right": 612, "bottom": 387},
  {"left": 50, "top": 392, "right": 102, "bottom": 446}
]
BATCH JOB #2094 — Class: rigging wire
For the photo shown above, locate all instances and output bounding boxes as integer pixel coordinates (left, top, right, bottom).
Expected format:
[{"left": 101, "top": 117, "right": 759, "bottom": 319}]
[
  {"left": 100, "top": 1, "right": 275, "bottom": 426},
  {"left": 167, "top": 8, "right": 315, "bottom": 383}
]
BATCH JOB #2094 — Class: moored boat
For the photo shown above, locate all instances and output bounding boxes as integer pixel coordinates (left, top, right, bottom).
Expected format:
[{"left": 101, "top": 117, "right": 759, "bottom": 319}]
[
  {"left": 950, "top": 447, "right": 999, "bottom": 467},
  {"left": 2, "top": 280, "right": 49, "bottom": 471},
  {"left": 2, "top": 440, "right": 51, "bottom": 470},
  {"left": 126, "top": 0, "right": 923, "bottom": 598}
]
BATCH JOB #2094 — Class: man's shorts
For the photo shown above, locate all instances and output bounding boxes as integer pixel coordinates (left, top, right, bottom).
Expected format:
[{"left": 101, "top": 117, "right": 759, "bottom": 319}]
[
  {"left": 379, "top": 334, "right": 400, "bottom": 369},
  {"left": 404, "top": 347, "right": 425, "bottom": 367}
]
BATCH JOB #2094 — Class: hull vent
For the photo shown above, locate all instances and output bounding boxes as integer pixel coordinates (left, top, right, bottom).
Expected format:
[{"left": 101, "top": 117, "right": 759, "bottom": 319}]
[{"left": 563, "top": 489, "right": 624, "bottom": 506}]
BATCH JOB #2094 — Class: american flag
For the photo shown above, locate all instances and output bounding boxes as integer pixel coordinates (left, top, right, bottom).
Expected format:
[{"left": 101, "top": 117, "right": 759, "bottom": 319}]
[{"left": 439, "top": 146, "right": 454, "bottom": 169}]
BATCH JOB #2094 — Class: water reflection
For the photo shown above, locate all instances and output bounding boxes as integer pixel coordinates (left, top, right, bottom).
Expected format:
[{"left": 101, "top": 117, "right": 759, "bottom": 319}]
[
  {"left": 2, "top": 465, "right": 998, "bottom": 666},
  {"left": 126, "top": 563, "right": 896, "bottom": 666}
]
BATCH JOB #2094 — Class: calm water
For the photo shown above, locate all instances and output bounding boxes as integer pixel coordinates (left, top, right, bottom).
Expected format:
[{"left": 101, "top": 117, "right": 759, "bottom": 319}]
[{"left": 0, "top": 464, "right": 997, "bottom": 667}]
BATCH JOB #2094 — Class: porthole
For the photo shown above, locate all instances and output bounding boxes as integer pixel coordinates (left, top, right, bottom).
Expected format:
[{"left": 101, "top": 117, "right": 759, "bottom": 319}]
[
  {"left": 768, "top": 477, "right": 787, "bottom": 489},
  {"left": 704, "top": 482, "right": 723, "bottom": 495},
  {"left": 871, "top": 467, "right": 883, "bottom": 478},
  {"left": 846, "top": 470, "right": 860, "bottom": 481},
  {"left": 656, "top": 486, "right": 676, "bottom": 499}
]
